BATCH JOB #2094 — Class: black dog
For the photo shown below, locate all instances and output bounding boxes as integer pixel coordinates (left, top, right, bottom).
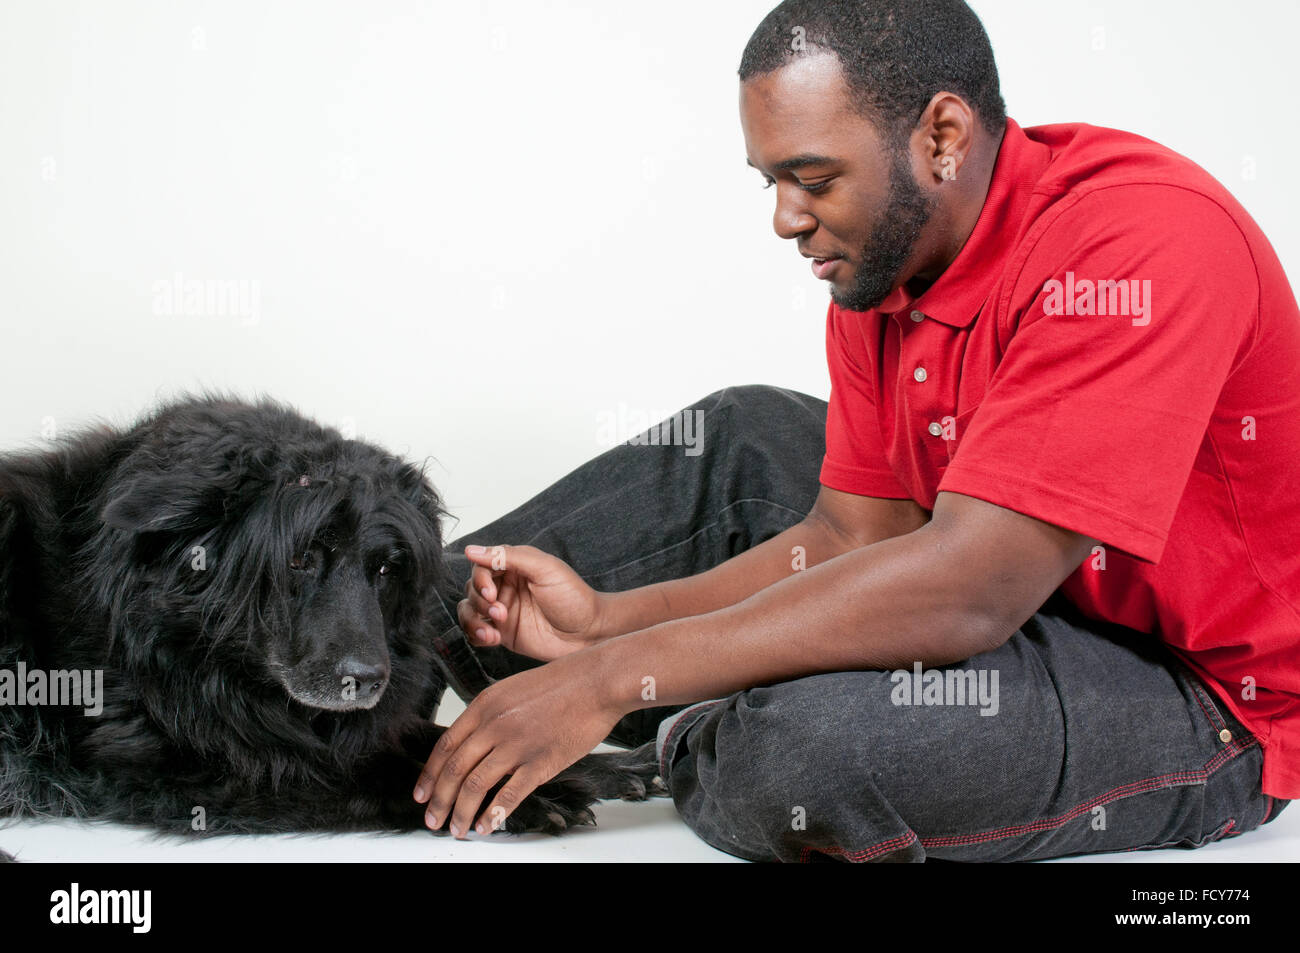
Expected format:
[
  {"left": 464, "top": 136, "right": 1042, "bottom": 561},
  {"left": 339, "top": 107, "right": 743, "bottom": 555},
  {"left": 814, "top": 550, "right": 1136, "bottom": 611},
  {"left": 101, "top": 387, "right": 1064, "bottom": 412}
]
[{"left": 0, "top": 393, "right": 660, "bottom": 845}]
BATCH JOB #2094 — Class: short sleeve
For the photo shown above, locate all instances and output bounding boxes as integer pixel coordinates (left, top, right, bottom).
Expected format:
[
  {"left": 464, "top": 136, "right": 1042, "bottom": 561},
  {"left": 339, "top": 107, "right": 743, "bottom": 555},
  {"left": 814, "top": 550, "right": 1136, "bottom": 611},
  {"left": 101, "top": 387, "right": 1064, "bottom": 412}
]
[
  {"left": 819, "top": 302, "right": 913, "bottom": 499},
  {"left": 937, "top": 185, "right": 1258, "bottom": 563}
]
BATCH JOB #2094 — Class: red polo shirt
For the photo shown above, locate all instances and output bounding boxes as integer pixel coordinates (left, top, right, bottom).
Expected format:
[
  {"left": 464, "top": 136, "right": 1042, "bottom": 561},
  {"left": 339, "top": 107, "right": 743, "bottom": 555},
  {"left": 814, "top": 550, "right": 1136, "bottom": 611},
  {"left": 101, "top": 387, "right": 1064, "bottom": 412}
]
[{"left": 820, "top": 117, "right": 1300, "bottom": 799}]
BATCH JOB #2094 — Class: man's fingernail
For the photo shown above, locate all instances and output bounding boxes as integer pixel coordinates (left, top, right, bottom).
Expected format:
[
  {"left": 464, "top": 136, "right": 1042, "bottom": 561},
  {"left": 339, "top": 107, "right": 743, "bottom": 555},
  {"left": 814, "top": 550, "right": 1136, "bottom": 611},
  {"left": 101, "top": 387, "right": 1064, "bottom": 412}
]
[
  {"left": 476, "top": 822, "right": 486, "bottom": 835},
  {"left": 466, "top": 545, "right": 485, "bottom": 555},
  {"left": 475, "top": 628, "right": 487, "bottom": 640},
  {"left": 425, "top": 812, "right": 438, "bottom": 829},
  {"left": 449, "top": 824, "right": 460, "bottom": 838},
  {"left": 413, "top": 785, "right": 426, "bottom": 801}
]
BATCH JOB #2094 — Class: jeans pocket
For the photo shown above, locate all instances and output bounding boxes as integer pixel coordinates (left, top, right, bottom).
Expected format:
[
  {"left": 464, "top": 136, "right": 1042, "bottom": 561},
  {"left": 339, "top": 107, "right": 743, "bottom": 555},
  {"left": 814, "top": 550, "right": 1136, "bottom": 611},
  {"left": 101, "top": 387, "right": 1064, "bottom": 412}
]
[
  {"left": 1158, "top": 655, "right": 1278, "bottom": 845},
  {"left": 1167, "top": 656, "right": 1249, "bottom": 745}
]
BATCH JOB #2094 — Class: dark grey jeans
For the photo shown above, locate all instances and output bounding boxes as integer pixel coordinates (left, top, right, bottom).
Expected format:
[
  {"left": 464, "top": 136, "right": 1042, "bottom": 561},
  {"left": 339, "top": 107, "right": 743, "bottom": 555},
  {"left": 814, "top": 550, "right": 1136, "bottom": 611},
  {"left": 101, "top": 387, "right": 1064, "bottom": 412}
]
[{"left": 434, "top": 385, "right": 1287, "bottom": 862}]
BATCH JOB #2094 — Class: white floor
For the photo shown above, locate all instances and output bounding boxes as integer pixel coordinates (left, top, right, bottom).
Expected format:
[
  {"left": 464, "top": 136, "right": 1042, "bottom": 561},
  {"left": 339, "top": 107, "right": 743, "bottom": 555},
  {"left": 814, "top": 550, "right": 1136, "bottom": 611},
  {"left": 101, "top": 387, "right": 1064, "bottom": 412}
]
[{"left": 4, "top": 694, "right": 1296, "bottom": 863}]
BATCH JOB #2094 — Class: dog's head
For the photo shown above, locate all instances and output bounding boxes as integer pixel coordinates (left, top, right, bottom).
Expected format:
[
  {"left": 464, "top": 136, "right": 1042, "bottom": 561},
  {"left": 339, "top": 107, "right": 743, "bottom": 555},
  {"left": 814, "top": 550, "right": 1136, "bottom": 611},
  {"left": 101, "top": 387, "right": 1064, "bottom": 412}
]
[{"left": 93, "top": 394, "right": 449, "bottom": 715}]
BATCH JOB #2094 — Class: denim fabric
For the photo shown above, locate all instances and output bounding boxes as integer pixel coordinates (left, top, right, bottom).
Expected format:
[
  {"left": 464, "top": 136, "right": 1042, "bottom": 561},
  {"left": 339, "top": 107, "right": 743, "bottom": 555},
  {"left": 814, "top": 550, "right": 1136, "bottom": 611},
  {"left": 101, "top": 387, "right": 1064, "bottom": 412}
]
[{"left": 434, "top": 385, "right": 1285, "bottom": 862}]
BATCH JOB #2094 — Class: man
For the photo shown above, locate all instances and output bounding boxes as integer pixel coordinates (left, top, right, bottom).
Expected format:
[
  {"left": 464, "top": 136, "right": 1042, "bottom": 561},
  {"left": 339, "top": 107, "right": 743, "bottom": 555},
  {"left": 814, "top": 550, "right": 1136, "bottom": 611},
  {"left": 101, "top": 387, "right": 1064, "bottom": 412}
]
[{"left": 413, "top": 0, "right": 1299, "bottom": 861}]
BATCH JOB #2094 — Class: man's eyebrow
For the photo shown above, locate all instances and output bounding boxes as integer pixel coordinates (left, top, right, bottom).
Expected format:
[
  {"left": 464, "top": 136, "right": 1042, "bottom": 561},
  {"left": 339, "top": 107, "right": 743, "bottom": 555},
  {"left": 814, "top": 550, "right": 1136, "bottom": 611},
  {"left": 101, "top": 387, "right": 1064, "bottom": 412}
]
[{"left": 746, "top": 154, "right": 839, "bottom": 173}]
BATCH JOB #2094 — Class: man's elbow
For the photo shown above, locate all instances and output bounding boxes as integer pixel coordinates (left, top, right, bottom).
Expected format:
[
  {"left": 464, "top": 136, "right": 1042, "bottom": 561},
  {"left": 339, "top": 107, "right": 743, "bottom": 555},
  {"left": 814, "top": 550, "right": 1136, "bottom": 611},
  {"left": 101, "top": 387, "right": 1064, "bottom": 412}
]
[{"left": 968, "top": 603, "right": 1020, "bottom": 657}]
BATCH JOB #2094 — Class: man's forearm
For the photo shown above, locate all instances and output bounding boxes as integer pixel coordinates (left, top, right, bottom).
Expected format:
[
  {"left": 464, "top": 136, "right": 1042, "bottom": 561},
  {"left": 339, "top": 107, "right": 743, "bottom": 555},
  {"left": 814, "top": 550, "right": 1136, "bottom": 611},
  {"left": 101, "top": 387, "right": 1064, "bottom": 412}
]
[
  {"left": 594, "top": 514, "right": 870, "bottom": 637},
  {"left": 585, "top": 521, "right": 1007, "bottom": 712}
]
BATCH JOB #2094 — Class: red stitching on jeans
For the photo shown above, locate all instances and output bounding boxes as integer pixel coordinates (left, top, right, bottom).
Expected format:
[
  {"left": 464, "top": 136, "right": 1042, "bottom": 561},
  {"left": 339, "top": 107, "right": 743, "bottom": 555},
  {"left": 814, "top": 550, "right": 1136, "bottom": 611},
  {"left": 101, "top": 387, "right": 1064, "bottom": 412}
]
[
  {"left": 799, "top": 830, "right": 919, "bottom": 863},
  {"left": 919, "top": 736, "right": 1257, "bottom": 849},
  {"left": 1189, "top": 685, "right": 1219, "bottom": 730}
]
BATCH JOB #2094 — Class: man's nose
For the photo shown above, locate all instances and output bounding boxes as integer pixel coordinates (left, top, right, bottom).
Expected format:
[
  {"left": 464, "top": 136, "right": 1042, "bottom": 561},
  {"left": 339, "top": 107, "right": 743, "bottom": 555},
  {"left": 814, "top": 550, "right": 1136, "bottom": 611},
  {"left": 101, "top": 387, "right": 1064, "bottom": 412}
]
[{"left": 772, "top": 187, "right": 816, "bottom": 240}]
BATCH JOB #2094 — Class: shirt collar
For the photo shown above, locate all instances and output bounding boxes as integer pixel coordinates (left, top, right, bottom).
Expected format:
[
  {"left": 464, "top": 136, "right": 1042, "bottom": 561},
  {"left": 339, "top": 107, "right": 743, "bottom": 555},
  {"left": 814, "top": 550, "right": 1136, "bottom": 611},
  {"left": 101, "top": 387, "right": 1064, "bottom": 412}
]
[{"left": 873, "top": 117, "right": 1052, "bottom": 327}]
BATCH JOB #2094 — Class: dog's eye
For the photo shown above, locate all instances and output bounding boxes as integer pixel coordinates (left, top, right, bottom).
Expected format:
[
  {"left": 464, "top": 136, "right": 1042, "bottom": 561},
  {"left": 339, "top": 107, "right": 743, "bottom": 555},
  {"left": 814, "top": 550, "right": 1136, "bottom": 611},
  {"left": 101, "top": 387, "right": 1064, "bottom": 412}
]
[
  {"left": 377, "top": 563, "right": 391, "bottom": 577},
  {"left": 289, "top": 551, "right": 316, "bottom": 571}
]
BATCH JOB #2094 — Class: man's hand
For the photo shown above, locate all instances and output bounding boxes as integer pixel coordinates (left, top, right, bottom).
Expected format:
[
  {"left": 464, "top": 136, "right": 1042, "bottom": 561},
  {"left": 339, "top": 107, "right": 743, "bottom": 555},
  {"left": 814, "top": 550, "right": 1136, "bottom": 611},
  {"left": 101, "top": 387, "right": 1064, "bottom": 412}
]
[
  {"left": 458, "top": 544, "right": 605, "bottom": 661},
  {"left": 411, "top": 652, "right": 624, "bottom": 837}
]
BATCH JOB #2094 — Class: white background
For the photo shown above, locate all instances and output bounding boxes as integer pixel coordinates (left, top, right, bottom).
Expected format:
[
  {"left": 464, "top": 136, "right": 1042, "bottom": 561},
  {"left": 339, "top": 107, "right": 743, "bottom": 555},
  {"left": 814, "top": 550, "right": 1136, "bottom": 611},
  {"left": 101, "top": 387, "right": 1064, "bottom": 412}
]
[
  {"left": 3, "top": 0, "right": 1298, "bottom": 539},
  {"left": 1, "top": 0, "right": 1297, "bottom": 861}
]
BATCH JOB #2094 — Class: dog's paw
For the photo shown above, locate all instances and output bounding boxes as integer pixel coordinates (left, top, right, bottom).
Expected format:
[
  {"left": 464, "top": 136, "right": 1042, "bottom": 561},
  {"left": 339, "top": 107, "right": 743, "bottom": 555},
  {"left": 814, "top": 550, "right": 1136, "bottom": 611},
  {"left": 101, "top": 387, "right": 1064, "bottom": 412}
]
[
  {"left": 498, "top": 778, "right": 599, "bottom": 836},
  {"left": 565, "top": 741, "right": 669, "bottom": 801}
]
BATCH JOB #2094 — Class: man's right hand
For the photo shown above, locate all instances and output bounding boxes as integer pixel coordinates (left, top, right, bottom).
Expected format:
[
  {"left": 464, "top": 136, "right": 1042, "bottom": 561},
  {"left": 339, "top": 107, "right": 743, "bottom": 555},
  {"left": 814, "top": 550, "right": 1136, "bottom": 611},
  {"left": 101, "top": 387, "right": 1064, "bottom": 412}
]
[{"left": 456, "top": 544, "right": 606, "bottom": 662}]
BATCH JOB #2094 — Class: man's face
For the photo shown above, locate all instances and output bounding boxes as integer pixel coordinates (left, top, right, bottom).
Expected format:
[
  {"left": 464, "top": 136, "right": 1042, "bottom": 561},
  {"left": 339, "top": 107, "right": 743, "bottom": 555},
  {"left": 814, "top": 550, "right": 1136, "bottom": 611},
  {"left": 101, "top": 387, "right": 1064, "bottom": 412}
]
[{"left": 740, "top": 53, "right": 937, "bottom": 312}]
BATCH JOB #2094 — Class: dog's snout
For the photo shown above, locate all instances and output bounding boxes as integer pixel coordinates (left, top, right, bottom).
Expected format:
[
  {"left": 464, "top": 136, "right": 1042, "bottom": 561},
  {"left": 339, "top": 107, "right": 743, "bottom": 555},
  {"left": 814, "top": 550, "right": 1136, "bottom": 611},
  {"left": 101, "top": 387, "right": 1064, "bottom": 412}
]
[{"left": 339, "top": 657, "right": 390, "bottom": 697}]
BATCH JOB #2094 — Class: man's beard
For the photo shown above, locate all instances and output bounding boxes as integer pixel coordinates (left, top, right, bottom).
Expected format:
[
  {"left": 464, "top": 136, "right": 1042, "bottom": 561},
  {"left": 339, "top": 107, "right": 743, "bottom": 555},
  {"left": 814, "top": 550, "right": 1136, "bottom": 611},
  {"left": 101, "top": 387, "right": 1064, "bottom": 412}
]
[{"left": 832, "top": 148, "right": 937, "bottom": 313}]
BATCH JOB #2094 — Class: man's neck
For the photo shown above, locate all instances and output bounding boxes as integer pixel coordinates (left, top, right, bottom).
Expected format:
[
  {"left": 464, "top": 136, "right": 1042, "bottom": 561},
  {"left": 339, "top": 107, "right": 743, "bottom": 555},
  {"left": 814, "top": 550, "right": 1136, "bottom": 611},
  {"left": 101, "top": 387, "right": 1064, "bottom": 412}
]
[{"left": 907, "top": 123, "right": 1007, "bottom": 296}]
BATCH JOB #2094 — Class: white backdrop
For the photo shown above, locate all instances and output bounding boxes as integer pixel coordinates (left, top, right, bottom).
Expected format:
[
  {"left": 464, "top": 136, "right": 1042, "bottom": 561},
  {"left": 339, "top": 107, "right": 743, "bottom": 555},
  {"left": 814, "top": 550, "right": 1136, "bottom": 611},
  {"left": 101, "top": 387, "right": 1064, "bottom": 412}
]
[
  {"left": 3, "top": 0, "right": 1300, "bottom": 865},
  {"left": 2, "top": 0, "right": 1297, "bottom": 541}
]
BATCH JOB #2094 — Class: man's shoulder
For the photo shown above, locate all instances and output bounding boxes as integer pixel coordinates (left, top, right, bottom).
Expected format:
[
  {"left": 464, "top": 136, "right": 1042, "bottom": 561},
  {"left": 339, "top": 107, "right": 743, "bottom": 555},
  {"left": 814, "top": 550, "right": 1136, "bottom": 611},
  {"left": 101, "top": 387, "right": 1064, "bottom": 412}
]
[
  {"left": 1014, "top": 121, "right": 1253, "bottom": 236},
  {"left": 1022, "top": 121, "right": 1222, "bottom": 196},
  {"left": 1007, "top": 121, "right": 1257, "bottom": 275}
]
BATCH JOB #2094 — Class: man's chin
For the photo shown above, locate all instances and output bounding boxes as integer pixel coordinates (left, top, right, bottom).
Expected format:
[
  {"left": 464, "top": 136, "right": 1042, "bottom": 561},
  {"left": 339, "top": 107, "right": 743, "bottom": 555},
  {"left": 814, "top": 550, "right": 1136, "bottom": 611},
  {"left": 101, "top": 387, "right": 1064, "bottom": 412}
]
[
  {"left": 827, "top": 259, "right": 910, "bottom": 312},
  {"left": 830, "top": 284, "right": 891, "bottom": 314}
]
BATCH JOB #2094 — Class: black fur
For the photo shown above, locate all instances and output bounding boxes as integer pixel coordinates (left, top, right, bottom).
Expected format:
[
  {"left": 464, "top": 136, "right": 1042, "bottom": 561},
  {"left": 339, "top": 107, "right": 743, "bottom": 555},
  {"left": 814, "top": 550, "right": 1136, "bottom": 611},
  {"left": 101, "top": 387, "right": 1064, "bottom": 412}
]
[{"left": 0, "top": 392, "right": 662, "bottom": 845}]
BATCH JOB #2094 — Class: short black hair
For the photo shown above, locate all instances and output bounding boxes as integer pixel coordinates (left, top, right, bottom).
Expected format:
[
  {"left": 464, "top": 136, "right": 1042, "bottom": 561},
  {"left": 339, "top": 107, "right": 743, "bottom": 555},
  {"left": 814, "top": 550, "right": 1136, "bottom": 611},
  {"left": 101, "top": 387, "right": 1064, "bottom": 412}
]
[{"left": 739, "top": 0, "right": 1006, "bottom": 143}]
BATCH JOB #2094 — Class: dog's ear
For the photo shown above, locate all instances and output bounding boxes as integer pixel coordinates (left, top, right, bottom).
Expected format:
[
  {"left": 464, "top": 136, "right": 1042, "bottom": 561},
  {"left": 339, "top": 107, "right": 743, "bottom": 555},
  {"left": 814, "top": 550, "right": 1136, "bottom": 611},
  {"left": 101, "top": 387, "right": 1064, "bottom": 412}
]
[
  {"left": 398, "top": 461, "right": 448, "bottom": 538},
  {"left": 101, "top": 465, "right": 261, "bottom": 535},
  {"left": 395, "top": 461, "right": 451, "bottom": 594}
]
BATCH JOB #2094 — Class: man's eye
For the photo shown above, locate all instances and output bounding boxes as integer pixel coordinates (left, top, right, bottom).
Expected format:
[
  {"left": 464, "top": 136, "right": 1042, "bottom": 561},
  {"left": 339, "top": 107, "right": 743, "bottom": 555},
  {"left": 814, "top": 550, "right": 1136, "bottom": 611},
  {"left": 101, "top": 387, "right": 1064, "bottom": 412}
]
[{"left": 759, "top": 177, "right": 831, "bottom": 193}]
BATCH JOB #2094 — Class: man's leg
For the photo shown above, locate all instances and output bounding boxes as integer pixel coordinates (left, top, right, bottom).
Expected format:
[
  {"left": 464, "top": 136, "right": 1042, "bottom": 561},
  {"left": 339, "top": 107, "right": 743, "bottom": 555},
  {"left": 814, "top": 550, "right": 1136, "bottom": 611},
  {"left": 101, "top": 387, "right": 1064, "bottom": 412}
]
[
  {"left": 432, "top": 384, "right": 827, "bottom": 746},
  {"left": 656, "top": 593, "right": 1279, "bottom": 862}
]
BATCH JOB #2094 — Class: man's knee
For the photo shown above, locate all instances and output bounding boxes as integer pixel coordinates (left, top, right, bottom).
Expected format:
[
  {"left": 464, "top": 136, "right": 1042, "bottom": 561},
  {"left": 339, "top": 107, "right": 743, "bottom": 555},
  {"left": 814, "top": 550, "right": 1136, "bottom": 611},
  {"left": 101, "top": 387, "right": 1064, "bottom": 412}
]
[
  {"left": 693, "top": 384, "right": 827, "bottom": 433},
  {"left": 660, "top": 677, "right": 928, "bottom": 861},
  {"left": 662, "top": 679, "right": 885, "bottom": 806}
]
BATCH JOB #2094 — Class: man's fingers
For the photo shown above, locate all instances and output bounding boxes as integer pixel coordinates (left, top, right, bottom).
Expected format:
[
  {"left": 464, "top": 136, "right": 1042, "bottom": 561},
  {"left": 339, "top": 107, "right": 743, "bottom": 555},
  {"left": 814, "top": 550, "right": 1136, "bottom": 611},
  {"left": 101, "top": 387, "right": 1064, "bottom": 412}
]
[
  {"left": 469, "top": 562, "right": 499, "bottom": 603},
  {"left": 413, "top": 708, "right": 482, "bottom": 809},
  {"left": 424, "top": 729, "right": 497, "bottom": 835},
  {"left": 477, "top": 768, "right": 546, "bottom": 836},
  {"left": 448, "top": 750, "right": 519, "bottom": 840},
  {"left": 457, "top": 598, "right": 500, "bottom": 646},
  {"left": 465, "top": 544, "right": 554, "bottom": 584},
  {"left": 462, "top": 574, "right": 504, "bottom": 622},
  {"left": 467, "top": 561, "right": 512, "bottom": 624}
]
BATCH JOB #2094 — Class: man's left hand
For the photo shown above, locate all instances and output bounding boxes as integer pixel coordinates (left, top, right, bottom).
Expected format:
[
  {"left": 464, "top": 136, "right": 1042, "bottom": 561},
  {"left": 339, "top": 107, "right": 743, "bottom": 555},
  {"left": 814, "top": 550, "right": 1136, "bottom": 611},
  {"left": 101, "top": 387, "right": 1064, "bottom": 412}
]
[{"left": 412, "top": 651, "right": 625, "bottom": 838}]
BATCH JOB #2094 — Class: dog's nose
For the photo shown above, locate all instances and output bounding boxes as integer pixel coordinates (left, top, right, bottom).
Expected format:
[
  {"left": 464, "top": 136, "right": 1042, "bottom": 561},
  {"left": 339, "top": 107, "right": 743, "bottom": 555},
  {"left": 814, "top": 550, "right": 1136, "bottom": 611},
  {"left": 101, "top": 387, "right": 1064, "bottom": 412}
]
[{"left": 338, "top": 658, "right": 390, "bottom": 698}]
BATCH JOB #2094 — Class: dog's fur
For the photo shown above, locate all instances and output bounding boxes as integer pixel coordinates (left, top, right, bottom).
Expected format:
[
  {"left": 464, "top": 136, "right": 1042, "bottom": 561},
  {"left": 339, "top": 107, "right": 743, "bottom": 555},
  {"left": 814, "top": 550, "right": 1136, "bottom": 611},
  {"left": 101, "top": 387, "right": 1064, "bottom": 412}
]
[{"left": 0, "top": 393, "right": 660, "bottom": 846}]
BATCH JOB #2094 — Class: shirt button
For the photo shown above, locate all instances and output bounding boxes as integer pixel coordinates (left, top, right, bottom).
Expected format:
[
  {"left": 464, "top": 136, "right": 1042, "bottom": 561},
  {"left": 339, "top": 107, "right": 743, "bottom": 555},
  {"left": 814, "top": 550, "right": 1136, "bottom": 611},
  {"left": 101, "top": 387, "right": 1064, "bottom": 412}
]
[
  {"left": 1219, "top": 728, "right": 1233, "bottom": 744},
  {"left": 913, "top": 367, "right": 928, "bottom": 383},
  {"left": 910, "top": 310, "right": 925, "bottom": 323},
  {"left": 927, "top": 421, "right": 943, "bottom": 437}
]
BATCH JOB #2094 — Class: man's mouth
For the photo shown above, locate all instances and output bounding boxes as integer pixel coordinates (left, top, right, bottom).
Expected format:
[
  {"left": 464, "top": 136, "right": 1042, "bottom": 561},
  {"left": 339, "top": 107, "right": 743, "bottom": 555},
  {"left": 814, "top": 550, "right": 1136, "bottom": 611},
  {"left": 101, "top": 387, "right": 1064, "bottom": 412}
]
[{"left": 810, "top": 256, "right": 843, "bottom": 280}]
